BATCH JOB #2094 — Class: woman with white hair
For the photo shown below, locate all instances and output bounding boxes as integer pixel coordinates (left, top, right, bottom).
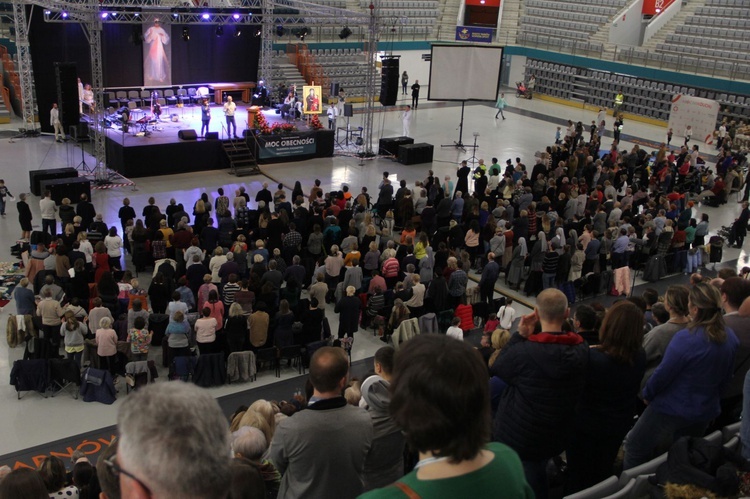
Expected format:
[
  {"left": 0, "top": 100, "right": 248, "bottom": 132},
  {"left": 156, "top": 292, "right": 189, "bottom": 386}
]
[{"left": 335, "top": 285, "right": 362, "bottom": 338}]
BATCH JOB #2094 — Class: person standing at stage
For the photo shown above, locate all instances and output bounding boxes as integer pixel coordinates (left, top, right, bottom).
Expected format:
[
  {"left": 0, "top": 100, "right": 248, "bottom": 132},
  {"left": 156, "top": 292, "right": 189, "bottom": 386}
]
[
  {"left": 224, "top": 95, "right": 237, "bottom": 139},
  {"left": 327, "top": 102, "right": 338, "bottom": 130},
  {"left": 411, "top": 80, "right": 420, "bottom": 109},
  {"left": 402, "top": 105, "right": 412, "bottom": 137},
  {"left": 50, "top": 103, "right": 63, "bottom": 143},
  {"left": 201, "top": 99, "right": 211, "bottom": 137},
  {"left": 401, "top": 71, "right": 408, "bottom": 95}
]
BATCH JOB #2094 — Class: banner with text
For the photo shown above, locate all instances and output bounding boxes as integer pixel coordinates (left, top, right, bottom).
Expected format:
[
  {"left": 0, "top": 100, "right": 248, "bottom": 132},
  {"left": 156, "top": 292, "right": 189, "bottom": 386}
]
[
  {"left": 667, "top": 95, "right": 720, "bottom": 145},
  {"left": 257, "top": 132, "right": 317, "bottom": 159},
  {"left": 455, "top": 26, "right": 494, "bottom": 43}
]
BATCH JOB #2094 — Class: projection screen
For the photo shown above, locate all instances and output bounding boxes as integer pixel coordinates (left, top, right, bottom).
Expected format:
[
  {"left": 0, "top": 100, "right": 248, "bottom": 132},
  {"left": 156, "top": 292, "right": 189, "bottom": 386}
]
[{"left": 428, "top": 44, "right": 504, "bottom": 102}]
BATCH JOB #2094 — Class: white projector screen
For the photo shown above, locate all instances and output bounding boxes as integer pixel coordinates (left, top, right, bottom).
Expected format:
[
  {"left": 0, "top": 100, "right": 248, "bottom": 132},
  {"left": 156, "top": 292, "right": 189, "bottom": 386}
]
[{"left": 428, "top": 44, "right": 504, "bottom": 101}]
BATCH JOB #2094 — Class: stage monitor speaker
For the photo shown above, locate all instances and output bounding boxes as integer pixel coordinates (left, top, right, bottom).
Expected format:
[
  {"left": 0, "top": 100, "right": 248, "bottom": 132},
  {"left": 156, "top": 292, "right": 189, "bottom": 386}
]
[
  {"left": 379, "top": 57, "right": 400, "bottom": 106},
  {"left": 178, "top": 129, "right": 198, "bottom": 141},
  {"left": 205, "top": 132, "right": 219, "bottom": 140},
  {"left": 344, "top": 104, "right": 353, "bottom": 117},
  {"left": 55, "top": 62, "right": 80, "bottom": 134},
  {"left": 330, "top": 83, "right": 340, "bottom": 96}
]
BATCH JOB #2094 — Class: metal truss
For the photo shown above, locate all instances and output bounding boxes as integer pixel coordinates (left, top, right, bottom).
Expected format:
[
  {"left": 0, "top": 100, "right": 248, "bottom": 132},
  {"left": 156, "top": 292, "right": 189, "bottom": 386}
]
[
  {"left": 12, "top": 0, "right": 37, "bottom": 131},
  {"left": 70, "top": 2, "right": 108, "bottom": 181},
  {"left": 259, "top": 0, "right": 274, "bottom": 92},
  {"left": 360, "top": 1, "right": 377, "bottom": 155}
]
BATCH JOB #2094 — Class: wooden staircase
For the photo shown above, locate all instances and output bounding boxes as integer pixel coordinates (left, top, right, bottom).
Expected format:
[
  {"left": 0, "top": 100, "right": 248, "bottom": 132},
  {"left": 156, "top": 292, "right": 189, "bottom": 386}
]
[{"left": 223, "top": 138, "right": 260, "bottom": 177}]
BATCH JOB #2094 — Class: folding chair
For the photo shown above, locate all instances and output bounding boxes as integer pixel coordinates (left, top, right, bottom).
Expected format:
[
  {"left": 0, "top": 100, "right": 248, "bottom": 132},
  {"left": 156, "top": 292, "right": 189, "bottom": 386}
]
[
  {"left": 255, "top": 347, "right": 279, "bottom": 377},
  {"left": 49, "top": 358, "right": 81, "bottom": 399},
  {"left": 278, "top": 345, "right": 304, "bottom": 375},
  {"left": 10, "top": 359, "right": 49, "bottom": 399}
]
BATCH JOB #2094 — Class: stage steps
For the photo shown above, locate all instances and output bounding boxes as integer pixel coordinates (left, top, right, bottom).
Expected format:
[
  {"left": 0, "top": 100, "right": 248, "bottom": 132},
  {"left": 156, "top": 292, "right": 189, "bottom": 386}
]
[{"left": 223, "top": 138, "right": 260, "bottom": 177}]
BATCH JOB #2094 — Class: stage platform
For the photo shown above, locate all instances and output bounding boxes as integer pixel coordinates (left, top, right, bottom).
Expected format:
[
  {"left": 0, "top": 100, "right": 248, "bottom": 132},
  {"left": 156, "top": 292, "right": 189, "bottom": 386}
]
[{"left": 103, "top": 104, "right": 334, "bottom": 178}]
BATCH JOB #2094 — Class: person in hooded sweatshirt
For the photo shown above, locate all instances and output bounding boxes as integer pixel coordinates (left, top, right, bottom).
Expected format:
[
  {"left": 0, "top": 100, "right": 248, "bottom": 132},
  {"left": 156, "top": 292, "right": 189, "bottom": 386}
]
[{"left": 360, "top": 346, "right": 405, "bottom": 491}]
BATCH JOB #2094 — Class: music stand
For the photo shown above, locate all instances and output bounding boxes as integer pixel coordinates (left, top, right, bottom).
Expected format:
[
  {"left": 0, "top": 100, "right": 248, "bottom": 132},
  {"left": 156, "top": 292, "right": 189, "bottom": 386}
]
[
  {"left": 465, "top": 132, "right": 480, "bottom": 165},
  {"left": 70, "top": 124, "right": 94, "bottom": 174}
]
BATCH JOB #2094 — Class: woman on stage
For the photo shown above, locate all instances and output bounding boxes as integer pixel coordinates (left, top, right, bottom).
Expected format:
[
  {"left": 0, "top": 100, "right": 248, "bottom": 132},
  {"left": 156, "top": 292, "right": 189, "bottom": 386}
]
[{"left": 201, "top": 98, "right": 211, "bottom": 137}]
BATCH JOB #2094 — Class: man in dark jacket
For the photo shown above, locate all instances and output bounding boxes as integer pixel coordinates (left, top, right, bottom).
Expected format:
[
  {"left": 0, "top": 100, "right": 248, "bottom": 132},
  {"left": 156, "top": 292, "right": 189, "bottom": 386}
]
[
  {"left": 479, "top": 252, "right": 500, "bottom": 306},
  {"left": 490, "top": 288, "right": 589, "bottom": 499},
  {"left": 76, "top": 193, "right": 96, "bottom": 229}
]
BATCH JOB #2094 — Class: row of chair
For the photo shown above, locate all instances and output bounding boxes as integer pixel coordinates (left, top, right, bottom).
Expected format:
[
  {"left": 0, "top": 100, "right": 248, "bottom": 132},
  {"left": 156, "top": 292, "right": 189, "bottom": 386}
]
[
  {"left": 694, "top": 6, "right": 749, "bottom": 17},
  {"left": 525, "top": 0, "right": 618, "bottom": 16},
  {"left": 518, "top": 31, "right": 604, "bottom": 52},
  {"left": 564, "top": 423, "right": 743, "bottom": 499},
  {"left": 677, "top": 24, "right": 748, "bottom": 41},
  {"left": 686, "top": 15, "right": 750, "bottom": 28},
  {"left": 520, "top": 16, "right": 599, "bottom": 33},
  {"left": 665, "top": 34, "right": 750, "bottom": 52},
  {"left": 525, "top": 8, "right": 608, "bottom": 25},
  {"left": 707, "top": 0, "right": 750, "bottom": 6},
  {"left": 105, "top": 87, "right": 213, "bottom": 109},
  {"left": 656, "top": 43, "right": 750, "bottom": 63}
]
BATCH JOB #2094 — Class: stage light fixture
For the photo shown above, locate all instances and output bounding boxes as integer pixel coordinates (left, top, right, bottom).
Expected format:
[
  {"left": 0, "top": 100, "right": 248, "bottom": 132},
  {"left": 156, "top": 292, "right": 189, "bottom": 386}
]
[
  {"left": 276, "top": 25, "right": 286, "bottom": 37},
  {"left": 233, "top": 13, "right": 240, "bottom": 20},
  {"left": 173, "top": 12, "right": 178, "bottom": 18},
  {"left": 101, "top": 12, "right": 108, "bottom": 18},
  {"left": 44, "top": 10, "right": 50, "bottom": 15},
  {"left": 294, "top": 27, "right": 309, "bottom": 41},
  {"left": 134, "top": 12, "right": 140, "bottom": 17},
  {"left": 182, "top": 27, "right": 190, "bottom": 41},
  {"left": 338, "top": 27, "right": 352, "bottom": 39},
  {"left": 235, "top": 26, "right": 243, "bottom": 37},
  {"left": 61, "top": 11, "right": 68, "bottom": 18},
  {"left": 216, "top": 25, "right": 224, "bottom": 36},
  {"left": 254, "top": 28, "right": 262, "bottom": 37},
  {"left": 202, "top": 12, "right": 210, "bottom": 20}
]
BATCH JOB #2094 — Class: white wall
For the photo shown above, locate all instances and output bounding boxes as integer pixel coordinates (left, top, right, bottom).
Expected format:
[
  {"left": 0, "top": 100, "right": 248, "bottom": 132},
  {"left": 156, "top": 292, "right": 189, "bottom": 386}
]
[
  {"left": 642, "top": 0, "right": 682, "bottom": 45},
  {"left": 506, "top": 54, "right": 527, "bottom": 89},
  {"left": 609, "top": 0, "right": 645, "bottom": 47},
  {"left": 383, "top": 50, "right": 432, "bottom": 91}
]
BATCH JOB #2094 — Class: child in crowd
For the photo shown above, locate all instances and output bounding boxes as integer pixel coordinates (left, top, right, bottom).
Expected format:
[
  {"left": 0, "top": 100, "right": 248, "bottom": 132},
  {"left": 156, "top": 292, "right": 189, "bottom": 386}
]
[
  {"left": 555, "top": 126, "right": 562, "bottom": 145},
  {"left": 446, "top": 316, "right": 464, "bottom": 341},
  {"left": 129, "top": 316, "right": 153, "bottom": 362},
  {"left": 484, "top": 312, "right": 499, "bottom": 334}
]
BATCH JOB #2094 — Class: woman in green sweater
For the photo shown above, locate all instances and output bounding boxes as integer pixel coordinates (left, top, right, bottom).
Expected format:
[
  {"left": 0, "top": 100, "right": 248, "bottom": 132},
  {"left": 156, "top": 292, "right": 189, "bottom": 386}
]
[{"left": 359, "top": 334, "right": 533, "bottom": 499}]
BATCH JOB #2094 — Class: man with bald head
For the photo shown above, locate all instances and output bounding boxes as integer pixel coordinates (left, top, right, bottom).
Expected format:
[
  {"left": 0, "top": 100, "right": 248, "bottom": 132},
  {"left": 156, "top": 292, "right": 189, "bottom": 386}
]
[
  {"left": 268, "top": 346, "right": 373, "bottom": 498},
  {"left": 490, "top": 288, "right": 589, "bottom": 499}
]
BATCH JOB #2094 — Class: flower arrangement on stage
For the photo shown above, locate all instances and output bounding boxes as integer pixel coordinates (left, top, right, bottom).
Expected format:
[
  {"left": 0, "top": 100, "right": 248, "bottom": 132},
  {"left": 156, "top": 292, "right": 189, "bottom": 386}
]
[
  {"left": 270, "top": 123, "right": 298, "bottom": 135},
  {"left": 309, "top": 114, "right": 324, "bottom": 130},
  {"left": 254, "top": 112, "right": 271, "bottom": 134}
]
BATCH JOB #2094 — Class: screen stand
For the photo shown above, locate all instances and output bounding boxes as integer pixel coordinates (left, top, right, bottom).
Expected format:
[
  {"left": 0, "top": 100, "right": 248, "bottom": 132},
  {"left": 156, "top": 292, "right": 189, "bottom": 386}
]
[{"left": 441, "top": 101, "right": 467, "bottom": 152}]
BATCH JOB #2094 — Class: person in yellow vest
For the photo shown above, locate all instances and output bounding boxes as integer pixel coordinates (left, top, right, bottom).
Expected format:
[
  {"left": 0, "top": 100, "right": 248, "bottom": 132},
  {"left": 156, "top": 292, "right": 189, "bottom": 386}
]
[{"left": 614, "top": 91, "right": 624, "bottom": 115}]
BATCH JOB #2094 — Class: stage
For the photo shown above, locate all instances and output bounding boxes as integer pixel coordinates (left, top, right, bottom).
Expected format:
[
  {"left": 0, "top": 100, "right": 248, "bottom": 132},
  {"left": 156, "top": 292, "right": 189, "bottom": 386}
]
[{"left": 103, "top": 105, "right": 335, "bottom": 178}]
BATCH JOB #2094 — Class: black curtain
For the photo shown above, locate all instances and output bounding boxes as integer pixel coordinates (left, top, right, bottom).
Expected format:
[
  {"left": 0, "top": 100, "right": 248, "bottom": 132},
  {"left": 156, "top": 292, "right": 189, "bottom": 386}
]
[
  {"left": 29, "top": 5, "right": 91, "bottom": 133},
  {"left": 102, "top": 24, "right": 144, "bottom": 87},
  {"left": 170, "top": 24, "right": 259, "bottom": 84}
]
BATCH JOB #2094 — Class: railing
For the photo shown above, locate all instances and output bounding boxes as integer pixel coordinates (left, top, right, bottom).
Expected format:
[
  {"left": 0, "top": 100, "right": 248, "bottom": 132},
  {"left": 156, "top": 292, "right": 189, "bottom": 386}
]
[
  {"left": 615, "top": 46, "right": 750, "bottom": 81},
  {"left": 273, "top": 24, "right": 441, "bottom": 44},
  {"left": 516, "top": 33, "right": 606, "bottom": 60}
]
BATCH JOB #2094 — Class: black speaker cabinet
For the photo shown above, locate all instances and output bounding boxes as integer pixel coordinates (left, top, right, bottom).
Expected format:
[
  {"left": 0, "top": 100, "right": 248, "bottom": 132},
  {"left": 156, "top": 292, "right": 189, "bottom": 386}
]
[
  {"left": 205, "top": 131, "right": 219, "bottom": 140},
  {"left": 29, "top": 167, "right": 78, "bottom": 196},
  {"left": 330, "top": 83, "right": 340, "bottom": 96},
  {"left": 379, "top": 136, "right": 414, "bottom": 157},
  {"left": 344, "top": 104, "right": 353, "bottom": 117},
  {"left": 41, "top": 176, "right": 91, "bottom": 205},
  {"left": 379, "top": 57, "right": 400, "bottom": 106},
  {"left": 55, "top": 62, "right": 80, "bottom": 134},
  {"left": 398, "top": 143, "right": 434, "bottom": 165},
  {"left": 178, "top": 129, "right": 198, "bottom": 140}
]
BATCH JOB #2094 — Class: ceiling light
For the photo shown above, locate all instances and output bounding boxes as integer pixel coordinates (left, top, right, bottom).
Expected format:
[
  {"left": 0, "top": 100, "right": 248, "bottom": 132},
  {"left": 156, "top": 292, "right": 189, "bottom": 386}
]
[{"left": 182, "top": 27, "right": 190, "bottom": 41}]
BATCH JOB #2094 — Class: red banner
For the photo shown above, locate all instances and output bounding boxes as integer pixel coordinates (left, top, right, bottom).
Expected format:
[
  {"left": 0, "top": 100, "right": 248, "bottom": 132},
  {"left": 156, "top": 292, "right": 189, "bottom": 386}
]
[{"left": 642, "top": 0, "right": 675, "bottom": 16}]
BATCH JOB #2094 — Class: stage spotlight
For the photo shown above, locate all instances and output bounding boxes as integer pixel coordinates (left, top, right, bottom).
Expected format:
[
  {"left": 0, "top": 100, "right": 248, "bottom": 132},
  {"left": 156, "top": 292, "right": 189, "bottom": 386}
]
[
  {"left": 276, "top": 25, "right": 286, "bottom": 37},
  {"left": 182, "top": 27, "right": 190, "bottom": 41},
  {"left": 216, "top": 25, "right": 224, "bottom": 36},
  {"left": 61, "top": 11, "right": 68, "bottom": 18},
  {"left": 254, "top": 28, "right": 262, "bottom": 37},
  {"left": 201, "top": 12, "right": 210, "bottom": 20},
  {"left": 234, "top": 26, "right": 243, "bottom": 37},
  {"left": 44, "top": 9, "right": 50, "bottom": 15},
  {"left": 101, "top": 12, "right": 108, "bottom": 18},
  {"left": 233, "top": 13, "right": 240, "bottom": 20},
  {"left": 294, "top": 27, "right": 309, "bottom": 41},
  {"left": 338, "top": 27, "right": 352, "bottom": 39}
]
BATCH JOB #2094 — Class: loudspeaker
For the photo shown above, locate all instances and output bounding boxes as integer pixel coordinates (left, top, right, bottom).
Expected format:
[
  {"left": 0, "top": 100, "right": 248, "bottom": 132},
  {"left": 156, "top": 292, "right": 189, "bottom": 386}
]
[
  {"left": 205, "top": 132, "right": 219, "bottom": 140},
  {"left": 379, "top": 57, "right": 399, "bottom": 106},
  {"left": 330, "top": 83, "right": 340, "bottom": 96},
  {"left": 55, "top": 62, "right": 79, "bottom": 134},
  {"left": 344, "top": 104, "right": 353, "bottom": 117},
  {"left": 178, "top": 129, "right": 198, "bottom": 140}
]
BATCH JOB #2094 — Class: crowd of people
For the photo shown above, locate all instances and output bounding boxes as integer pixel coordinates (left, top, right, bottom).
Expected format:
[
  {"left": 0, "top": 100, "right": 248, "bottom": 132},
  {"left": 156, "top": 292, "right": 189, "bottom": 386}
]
[{"left": 5, "top": 110, "right": 750, "bottom": 498}]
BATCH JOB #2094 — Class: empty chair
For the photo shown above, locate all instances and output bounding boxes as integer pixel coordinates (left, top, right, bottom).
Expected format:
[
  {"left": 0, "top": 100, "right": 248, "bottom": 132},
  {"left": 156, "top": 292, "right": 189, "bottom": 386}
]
[
  {"left": 140, "top": 90, "right": 151, "bottom": 106},
  {"left": 127, "top": 90, "right": 141, "bottom": 106},
  {"left": 617, "top": 452, "right": 667, "bottom": 487},
  {"left": 255, "top": 347, "right": 279, "bottom": 377},
  {"left": 106, "top": 91, "right": 119, "bottom": 108},
  {"left": 278, "top": 345, "right": 304, "bottom": 376},
  {"left": 176, "top": 88, "right": 189, "bottom": 105},
  {"left": 164, "top": 89, "right": 177, "bottom": 105}
]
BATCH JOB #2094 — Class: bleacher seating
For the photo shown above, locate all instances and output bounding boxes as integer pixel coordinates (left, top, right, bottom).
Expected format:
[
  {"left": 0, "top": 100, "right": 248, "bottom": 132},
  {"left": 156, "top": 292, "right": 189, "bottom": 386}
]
[
  {"left": 356, "top": 0, "right": 439, "bottom": 34},
  {"left": 617, "top": 2, "right": 750, "bottom": 78},
  {"left": 517, "top": 0, "right": 628, "bottom": 49}
]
